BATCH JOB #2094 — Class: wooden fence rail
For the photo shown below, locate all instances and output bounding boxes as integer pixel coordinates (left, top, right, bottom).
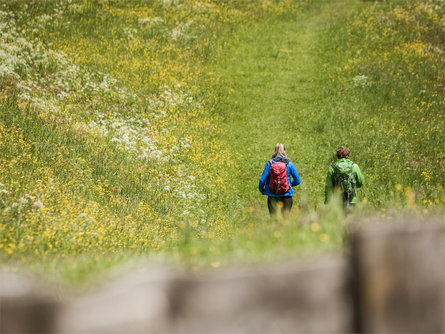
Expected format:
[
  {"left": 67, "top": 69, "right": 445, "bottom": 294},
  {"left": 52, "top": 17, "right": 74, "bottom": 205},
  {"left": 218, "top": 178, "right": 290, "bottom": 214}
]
[{"left": 1, "top": 218, "right": 444, "bottom": 333}]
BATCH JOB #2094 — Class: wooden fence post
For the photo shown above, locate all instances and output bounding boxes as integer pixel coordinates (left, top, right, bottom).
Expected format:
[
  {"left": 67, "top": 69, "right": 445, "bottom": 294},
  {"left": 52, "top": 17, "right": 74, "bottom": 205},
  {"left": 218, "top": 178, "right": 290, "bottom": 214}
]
[
  {"left": 0, "top": 272, "right": 57, "bottom": 334},
  {"left": 350, "top": 219, "right": 445, "bottom": 333}
]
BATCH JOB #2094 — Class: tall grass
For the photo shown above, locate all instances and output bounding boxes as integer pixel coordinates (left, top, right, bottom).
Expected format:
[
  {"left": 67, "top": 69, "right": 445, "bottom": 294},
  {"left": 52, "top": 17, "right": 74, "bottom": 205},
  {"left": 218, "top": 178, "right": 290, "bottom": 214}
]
[
  {"left": 0, "top": 0, "right": 443, "bottom": 285},
  {"left": 312, "top": 0, "right": 445, "bottom": 207}
]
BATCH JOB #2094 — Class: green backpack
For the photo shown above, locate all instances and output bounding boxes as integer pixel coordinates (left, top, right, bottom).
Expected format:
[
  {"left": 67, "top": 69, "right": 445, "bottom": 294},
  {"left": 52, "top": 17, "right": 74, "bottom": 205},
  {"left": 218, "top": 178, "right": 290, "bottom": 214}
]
[{"left": 332, "top": 160, "right": 356, "bottom": 204}]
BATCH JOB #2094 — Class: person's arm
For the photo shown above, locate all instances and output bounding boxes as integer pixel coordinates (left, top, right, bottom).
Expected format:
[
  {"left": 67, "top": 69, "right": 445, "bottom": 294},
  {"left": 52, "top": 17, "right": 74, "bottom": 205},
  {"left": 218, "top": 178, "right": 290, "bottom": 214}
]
[
  {"left": 354, "top": 164, "right": 364, "bottom": 188},
  {"left": 289, "top": 162, "right": 301, "bottom": 187},
  {"left": 259, "top": 161, "right": 271, "bottom": 194},
  {"left": 325, "top": 166, "right": 334, "bottom": 204}
]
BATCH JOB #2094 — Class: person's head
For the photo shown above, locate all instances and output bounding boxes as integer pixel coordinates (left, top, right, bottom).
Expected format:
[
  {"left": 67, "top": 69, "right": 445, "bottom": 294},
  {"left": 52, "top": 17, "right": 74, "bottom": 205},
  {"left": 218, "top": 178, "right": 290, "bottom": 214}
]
[
  {"left": 272, "top": 143, "right": 287, "bottom": 158},
  {"left": 337, "top": 146, "right": 350, "bottom": 159}
]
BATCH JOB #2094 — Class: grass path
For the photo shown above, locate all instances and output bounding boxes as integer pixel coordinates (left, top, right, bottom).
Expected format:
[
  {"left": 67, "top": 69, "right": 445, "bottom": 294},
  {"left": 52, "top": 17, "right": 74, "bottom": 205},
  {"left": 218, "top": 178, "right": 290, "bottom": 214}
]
[{"left": 215, "top": 1, "right": 358, "bottom": 210}]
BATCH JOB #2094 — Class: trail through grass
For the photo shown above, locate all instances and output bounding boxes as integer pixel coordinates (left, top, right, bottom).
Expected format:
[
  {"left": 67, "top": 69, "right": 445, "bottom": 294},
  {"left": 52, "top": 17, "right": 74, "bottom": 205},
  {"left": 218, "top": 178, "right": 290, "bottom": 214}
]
[
  {"left": 216, "top": 1, "right": 362, "bottom": 209},
  {"left": 216, "top": 0, "right": 444, "bottom": 213}
]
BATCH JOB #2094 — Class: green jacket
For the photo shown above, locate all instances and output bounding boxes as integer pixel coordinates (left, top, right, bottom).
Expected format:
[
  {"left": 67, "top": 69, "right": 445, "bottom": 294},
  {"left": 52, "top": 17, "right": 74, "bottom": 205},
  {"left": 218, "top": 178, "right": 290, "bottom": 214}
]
[{"left": 325, "top": 158, "right": 364, "bottom": 204}]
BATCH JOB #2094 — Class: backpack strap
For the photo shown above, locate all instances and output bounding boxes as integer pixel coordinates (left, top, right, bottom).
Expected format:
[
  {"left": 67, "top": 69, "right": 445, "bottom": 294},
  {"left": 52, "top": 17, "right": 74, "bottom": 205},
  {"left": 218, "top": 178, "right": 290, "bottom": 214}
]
[{"left": 332, "top": 164, "right": 339, "bottom": 183}]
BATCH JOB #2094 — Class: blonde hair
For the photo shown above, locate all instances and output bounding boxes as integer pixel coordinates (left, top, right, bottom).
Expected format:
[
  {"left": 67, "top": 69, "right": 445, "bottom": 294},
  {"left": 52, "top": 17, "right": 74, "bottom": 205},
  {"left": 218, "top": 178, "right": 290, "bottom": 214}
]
[{"left": 272, "top": 143, "right": 287, "bottom": 158}]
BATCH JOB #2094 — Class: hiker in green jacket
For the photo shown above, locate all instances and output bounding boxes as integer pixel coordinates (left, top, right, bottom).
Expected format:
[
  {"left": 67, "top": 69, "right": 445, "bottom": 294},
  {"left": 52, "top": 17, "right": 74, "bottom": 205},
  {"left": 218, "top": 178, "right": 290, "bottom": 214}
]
[{"left": 325, "top": 146, "right": 364, "bottom": 207}]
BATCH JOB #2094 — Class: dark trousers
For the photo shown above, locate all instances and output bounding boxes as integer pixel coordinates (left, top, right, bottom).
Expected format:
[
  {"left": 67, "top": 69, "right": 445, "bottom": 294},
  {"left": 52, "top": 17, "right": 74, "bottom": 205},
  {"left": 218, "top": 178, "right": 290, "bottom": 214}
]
[{"left": 267, "top": 196, "right": 293, "bottom": 216}]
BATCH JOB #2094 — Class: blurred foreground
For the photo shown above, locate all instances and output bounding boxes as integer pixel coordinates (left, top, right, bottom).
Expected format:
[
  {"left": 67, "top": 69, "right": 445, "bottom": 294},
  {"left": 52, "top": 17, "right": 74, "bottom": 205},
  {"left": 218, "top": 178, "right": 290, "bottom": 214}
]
[{"left": 1, "top": 216, "right": 444, "bottom": 334}]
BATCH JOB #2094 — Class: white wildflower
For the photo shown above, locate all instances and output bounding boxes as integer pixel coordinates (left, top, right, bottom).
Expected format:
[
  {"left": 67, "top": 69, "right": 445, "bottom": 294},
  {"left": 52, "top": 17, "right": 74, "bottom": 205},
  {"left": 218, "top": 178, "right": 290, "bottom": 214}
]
[
  {"left": 32, "top": 200, "right": 44, "bottom": 210},
  {"left": 353, "top": 74, "right": 371, "bottom": 88},
  {"left": 0, "top": 189, "right": 10, "bottom": 196},
  {"left": 138, "top": 17, "right": 152, "bottom": 24}
]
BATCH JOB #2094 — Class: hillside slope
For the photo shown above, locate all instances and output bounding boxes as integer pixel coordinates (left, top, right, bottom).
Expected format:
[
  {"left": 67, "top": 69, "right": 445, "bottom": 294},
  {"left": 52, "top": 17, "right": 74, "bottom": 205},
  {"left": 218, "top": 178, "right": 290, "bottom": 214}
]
[{"left": 0, "top": 0, "right": 443, "bottom": 283}]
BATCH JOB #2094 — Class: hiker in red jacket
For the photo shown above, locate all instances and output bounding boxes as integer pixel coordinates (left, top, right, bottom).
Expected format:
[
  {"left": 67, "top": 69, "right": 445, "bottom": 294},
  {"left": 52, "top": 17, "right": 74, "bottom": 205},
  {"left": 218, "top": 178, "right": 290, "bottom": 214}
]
[{"left": 259, "top": 143, "right": 301, "bottom": 216}]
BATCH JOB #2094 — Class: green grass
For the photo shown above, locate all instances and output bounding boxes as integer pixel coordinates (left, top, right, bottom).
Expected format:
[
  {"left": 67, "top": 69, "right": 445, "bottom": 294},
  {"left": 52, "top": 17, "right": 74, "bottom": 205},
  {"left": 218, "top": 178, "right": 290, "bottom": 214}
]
[
  {"left": 0, "top": 0, "right": 443, "bottom": 286},
  {"left": 214, "top": 0, "right": 444, "bottom": 209}
]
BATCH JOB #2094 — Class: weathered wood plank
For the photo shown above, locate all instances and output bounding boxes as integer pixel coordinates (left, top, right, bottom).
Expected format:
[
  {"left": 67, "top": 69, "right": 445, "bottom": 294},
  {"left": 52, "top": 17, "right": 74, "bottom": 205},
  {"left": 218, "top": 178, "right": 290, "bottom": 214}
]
[
  {"left": 56, "top": 269, "right": 174, "bottom": 333},
  {"left": 168, "top": 258, "right": 351, "bottom": 334},
  {"left": 56, "top": 258, "right": 351, "bottom": 334}
]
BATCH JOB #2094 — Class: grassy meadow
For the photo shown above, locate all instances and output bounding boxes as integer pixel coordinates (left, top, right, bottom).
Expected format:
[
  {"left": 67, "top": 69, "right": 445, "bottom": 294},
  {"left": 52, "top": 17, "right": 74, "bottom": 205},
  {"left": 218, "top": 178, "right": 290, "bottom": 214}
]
[{"left": 0, "top": 0, "right": 443, "bottom": 285}]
